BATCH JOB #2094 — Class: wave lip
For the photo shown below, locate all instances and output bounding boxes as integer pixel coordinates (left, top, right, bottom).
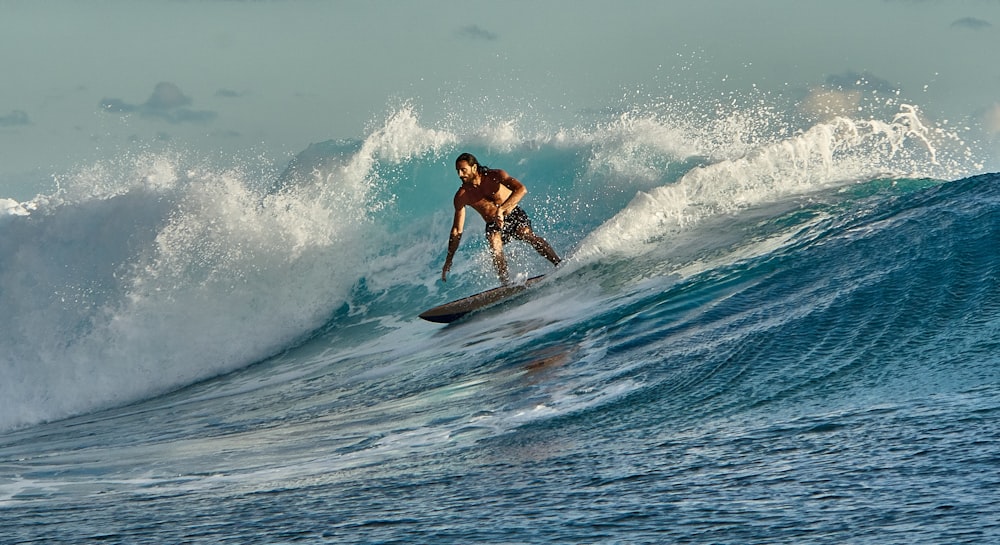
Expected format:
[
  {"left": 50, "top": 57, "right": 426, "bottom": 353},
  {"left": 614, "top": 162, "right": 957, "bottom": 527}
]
[
  {"left": 573, "top": 106, "right": 962, "bottom": 264},
  {"left": 0, "top": 150, "right": 374, "bottom": 432}
]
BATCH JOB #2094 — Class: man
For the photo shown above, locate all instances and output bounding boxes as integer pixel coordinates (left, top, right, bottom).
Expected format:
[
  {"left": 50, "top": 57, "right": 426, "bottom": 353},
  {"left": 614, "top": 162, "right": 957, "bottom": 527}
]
[{"left": 441, "top": 152, "right": 561, "bottom": 285}]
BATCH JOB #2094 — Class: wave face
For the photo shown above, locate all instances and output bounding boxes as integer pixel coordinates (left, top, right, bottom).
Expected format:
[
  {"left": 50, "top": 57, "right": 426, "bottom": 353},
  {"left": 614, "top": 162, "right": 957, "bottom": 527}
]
[{"left": 1, "top": 103, "right": 998, "bottom": 544}]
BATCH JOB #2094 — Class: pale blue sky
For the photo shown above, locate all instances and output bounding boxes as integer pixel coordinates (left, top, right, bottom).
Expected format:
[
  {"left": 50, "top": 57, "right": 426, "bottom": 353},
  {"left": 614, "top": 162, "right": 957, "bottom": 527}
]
[{"left": 3, "top": 0, "right": 1000, "bottom": 197}]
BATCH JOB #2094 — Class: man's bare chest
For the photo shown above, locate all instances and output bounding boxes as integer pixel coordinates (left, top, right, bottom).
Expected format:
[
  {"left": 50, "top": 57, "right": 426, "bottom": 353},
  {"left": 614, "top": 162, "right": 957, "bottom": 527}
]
[{"left": 462, "top": 182, "right": 509, "bottom": 207}]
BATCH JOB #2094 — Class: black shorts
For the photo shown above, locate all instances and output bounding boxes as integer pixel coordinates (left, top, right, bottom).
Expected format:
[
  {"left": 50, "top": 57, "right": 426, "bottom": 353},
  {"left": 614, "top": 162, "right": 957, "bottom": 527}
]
[{"left": 485, "top": 206, "right": 532, "bottom": 243}]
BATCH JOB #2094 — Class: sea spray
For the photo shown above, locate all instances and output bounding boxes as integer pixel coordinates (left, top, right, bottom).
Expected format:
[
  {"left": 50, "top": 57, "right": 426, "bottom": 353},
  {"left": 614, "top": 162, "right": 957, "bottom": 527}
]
[
  {"left": 0, "top": 150, "right": 370, "bottom": 431},
  {"left": 572, "top": 105, "right": 972, "bottom": 265}
]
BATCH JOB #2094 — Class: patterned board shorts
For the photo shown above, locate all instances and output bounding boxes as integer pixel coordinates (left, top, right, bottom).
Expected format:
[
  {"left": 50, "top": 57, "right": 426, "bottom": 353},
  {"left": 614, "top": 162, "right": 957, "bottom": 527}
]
[{"left": 485, "top": 206, "right": 532, "bottom": 243}]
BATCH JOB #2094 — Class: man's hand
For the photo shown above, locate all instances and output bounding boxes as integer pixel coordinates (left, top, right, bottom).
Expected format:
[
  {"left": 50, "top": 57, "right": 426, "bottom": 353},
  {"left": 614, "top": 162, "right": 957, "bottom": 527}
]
[{"left": 442, "top": 231, "right": 461, "bottom": 282}]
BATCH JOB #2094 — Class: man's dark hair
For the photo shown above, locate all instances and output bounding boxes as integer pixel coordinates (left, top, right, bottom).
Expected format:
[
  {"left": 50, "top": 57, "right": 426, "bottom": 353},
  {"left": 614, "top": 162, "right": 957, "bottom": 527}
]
[{"left": 456, "top": 152, "right": 488, "bottom": 172}]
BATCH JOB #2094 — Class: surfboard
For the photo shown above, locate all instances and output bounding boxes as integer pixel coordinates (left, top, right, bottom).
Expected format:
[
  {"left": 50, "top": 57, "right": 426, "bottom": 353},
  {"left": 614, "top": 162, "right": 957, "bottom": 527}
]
[{"left": 419, "top": 275, "right": 546, "bottom": 323}]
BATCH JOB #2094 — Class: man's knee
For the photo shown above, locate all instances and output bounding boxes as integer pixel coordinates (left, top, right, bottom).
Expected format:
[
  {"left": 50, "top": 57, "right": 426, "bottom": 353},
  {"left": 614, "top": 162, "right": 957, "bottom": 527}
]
[{"left": 514, "top": 226, "right": 534, "bottom": 240}]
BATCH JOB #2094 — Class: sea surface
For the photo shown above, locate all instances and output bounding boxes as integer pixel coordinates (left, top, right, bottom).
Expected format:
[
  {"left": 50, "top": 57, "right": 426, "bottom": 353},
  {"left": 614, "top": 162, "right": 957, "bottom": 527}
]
[{"left": 2, "top": 91, "right": 999, "bottom": 542}]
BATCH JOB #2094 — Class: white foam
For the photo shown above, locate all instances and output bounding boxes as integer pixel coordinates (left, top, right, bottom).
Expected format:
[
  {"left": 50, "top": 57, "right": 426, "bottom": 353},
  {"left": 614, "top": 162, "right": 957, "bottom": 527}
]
[
  {"left": 0, "top": 198, "right": 34, "bottom": 218},
  {"left": 0, "top": 147, "right": 376, "bottom": 431},
  {"left": 573, "top": 106, "right": 961, "bottom": 264}
]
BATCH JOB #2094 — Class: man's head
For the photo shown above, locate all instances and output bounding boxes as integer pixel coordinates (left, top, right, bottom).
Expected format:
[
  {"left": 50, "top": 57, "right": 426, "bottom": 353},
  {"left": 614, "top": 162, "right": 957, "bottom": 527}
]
[
  {"left": 456, "top": 152, "right": 480, "bottom": 169},
  {"left": 456, "top": 152, "right": 481, "bottom": 184}
]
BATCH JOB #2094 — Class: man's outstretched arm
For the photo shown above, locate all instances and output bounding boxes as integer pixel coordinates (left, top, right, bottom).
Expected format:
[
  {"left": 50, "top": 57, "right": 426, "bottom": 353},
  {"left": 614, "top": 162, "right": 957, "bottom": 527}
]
[{"left": 441, "top": 204, "right": 465, "bottom": 282}]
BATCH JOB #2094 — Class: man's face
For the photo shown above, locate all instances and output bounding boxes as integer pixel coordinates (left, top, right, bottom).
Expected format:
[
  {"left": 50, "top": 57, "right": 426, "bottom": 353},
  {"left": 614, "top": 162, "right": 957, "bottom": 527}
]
[{"left": 456, "top": 161, "right": 477, "bottom": 184}]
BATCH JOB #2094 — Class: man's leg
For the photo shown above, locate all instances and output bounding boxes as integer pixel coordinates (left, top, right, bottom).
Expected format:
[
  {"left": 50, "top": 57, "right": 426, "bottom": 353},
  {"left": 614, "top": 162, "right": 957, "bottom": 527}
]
[
  {"left": 487, "top": 231, "right": 510, "bottom": 284},
  {"left": 516, "top": 227, "right": 561, "bottom": 266}
]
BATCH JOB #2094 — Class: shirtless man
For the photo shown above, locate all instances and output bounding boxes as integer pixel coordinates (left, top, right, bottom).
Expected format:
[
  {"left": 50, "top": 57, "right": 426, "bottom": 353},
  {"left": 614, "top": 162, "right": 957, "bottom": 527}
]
[{"left": 441, "top": 153, "right": 561, "bottom": 285}]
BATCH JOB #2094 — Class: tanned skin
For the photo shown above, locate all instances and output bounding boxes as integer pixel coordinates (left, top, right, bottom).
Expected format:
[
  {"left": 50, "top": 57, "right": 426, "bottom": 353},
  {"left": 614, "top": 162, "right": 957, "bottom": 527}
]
[{"left": 442, "top": 155, "right": 560, "bottom": 285}]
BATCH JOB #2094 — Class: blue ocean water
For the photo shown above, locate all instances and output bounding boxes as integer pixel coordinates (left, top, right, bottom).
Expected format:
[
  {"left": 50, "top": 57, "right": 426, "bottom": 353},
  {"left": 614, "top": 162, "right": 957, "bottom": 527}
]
[{"left": 1, "top": 98, "right": 998, "bottom": 544}]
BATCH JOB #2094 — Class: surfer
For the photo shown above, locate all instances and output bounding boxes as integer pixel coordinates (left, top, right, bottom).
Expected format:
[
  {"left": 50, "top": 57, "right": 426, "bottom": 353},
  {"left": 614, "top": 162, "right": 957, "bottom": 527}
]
[{"left": 441, "top": 152, "right": 561, "bottom": 285}]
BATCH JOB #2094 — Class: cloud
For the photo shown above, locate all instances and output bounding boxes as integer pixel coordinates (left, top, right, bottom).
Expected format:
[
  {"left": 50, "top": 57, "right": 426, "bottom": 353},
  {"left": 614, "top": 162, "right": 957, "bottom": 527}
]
[
  {"left": 457, "top": 24, "right": 499, "bottom": 41},
  {"left": 99, "top": 82, "right": 217, "bottom": 124},
  {"left": 951, "top": 17, "right": 992, "bottom": 30},
  {"left": 0, "top": 110, "right": 30, "bottom": 127},
  {"left": 144, "top": 82, "right": 192, "bottom": 110},
  {"left": 215, "top": 88, "right": 245, "bottom": 98}
]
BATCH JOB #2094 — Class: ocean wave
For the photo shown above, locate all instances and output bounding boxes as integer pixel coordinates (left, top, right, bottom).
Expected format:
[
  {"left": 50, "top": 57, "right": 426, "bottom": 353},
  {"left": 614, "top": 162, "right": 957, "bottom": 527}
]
[{"left": 0, "top": 99, "right": 987, "bottom": 432}]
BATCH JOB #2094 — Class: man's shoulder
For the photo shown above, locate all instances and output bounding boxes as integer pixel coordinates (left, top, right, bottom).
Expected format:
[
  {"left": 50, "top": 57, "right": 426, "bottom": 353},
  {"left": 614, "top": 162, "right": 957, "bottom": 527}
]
[
  {"left": 485, "top": 168, "right": 510, "bottom": 180},
  {"left": 453, "top": 186, "right": 472, "bottom": 204}
]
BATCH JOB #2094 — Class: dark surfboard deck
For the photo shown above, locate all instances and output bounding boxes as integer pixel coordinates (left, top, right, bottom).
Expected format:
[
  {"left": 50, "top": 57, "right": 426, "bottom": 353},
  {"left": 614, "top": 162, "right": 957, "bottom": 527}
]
[{"left": 419, "top": 275, "right": 546, "bottom": 324}]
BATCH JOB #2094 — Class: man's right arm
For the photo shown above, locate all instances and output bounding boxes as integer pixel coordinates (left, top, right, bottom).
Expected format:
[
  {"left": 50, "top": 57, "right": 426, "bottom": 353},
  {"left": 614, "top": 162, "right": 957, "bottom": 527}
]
[{"left": 442, "top": 200, "right": 465, "bottom": 282}]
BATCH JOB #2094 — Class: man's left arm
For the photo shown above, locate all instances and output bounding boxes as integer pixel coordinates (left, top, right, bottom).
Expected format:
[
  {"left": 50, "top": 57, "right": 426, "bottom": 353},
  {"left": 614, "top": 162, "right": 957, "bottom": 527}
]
[{"left": 497, "top": 170, "right": 528, "bottom": 216}]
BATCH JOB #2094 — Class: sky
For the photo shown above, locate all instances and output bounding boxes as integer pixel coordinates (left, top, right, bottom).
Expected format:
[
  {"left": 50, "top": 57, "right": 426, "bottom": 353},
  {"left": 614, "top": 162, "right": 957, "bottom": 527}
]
[{"left": 3, "top": 0, "right": 1000, "bottom": 199}]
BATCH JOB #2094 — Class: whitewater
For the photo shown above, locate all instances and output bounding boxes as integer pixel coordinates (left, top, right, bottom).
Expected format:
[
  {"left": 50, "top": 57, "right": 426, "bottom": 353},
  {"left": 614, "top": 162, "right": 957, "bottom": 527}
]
[{"left": 2, "top": 92, "right": 998, "bottom": 543}]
